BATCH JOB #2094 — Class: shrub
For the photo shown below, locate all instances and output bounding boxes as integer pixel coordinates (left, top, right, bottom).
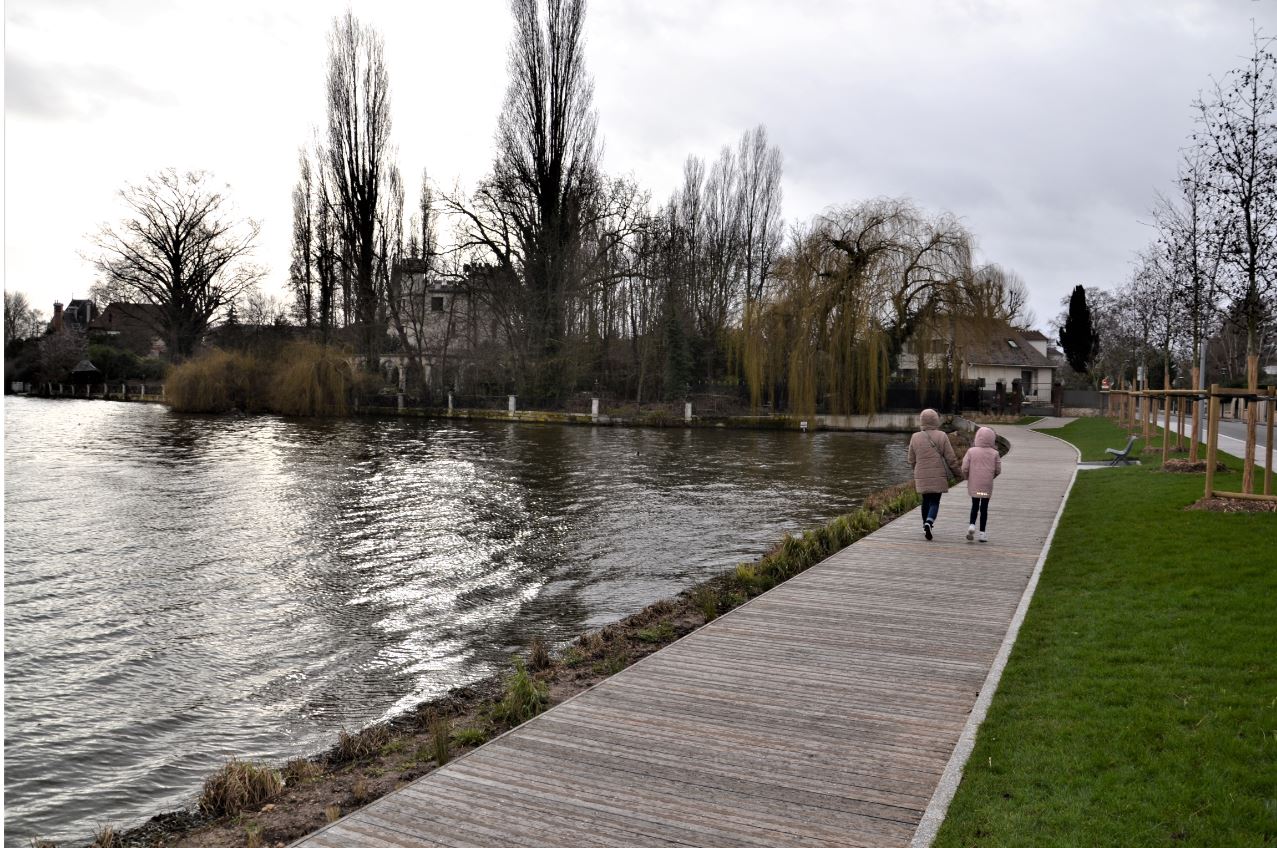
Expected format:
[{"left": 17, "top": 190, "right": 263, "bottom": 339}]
[{"left": 198, "top": 759, "right": 283, "bottom": 818}]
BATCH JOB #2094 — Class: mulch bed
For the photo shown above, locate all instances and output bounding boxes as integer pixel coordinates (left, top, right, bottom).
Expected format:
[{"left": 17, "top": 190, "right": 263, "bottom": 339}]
[
  {"left": 1163, "top": 459, "right": 1228, "bottom": 473},
  {"left": 1186, "top": 496, "right": 1277, "bottom": 513}
]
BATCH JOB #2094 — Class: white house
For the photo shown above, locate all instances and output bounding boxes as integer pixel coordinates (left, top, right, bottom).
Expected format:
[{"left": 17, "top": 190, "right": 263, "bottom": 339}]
[{"left": 896, "top": 323, "right": 1058, "bottom": 399}]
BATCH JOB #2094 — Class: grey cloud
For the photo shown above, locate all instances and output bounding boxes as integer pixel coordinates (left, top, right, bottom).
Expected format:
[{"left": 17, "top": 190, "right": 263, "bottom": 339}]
[{"left": 4, "top": 53, "right": 177, "bottom": 121}]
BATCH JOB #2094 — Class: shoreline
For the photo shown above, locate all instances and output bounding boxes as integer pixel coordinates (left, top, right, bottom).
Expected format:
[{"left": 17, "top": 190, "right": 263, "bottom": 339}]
[
  {"left": 50, "top": 450, "right": 980, "bottom": 847},
  {"left": 9, "top": 391, "right": 1022, "bottom": 435}
]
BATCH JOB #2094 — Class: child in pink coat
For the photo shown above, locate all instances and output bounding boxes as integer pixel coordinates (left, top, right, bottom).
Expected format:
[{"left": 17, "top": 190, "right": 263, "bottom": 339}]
[{"left": 961, "top": 426, "right": 1002, "bottom": 542}]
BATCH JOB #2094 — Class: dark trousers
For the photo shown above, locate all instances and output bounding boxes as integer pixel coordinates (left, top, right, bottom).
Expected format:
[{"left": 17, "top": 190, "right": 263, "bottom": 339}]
[
  {"left": 921, "top": 492, "right": 942, "bottom": 525},
  {"left": 969, "top": 497, "right": 990, "bottom": 531}
]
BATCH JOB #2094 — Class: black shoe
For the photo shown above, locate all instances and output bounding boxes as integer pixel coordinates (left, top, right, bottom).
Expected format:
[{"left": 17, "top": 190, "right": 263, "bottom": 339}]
[{"left": 924, "top": 522, "right": 933, "bottom": 541}]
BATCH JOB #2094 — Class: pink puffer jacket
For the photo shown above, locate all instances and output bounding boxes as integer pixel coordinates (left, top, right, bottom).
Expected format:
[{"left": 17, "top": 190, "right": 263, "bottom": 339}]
[{"left": 962, "top": 426, "right": 1002, "bottom": 498}]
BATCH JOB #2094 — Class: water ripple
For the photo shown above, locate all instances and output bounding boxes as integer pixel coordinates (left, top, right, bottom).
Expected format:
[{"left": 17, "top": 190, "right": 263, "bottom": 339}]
[{"left": 3, "top": 396, "right": 909, "bottom": 845}]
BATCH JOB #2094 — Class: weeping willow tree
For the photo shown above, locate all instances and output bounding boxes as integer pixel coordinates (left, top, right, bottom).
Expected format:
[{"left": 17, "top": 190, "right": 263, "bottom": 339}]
[
  {"left": 737, "top": 219, "right": 891, "bottom": 416},
  {"left": 269, "top": 342, "right": 355, "bottom": 416},
  {"left": 739, "top": 199, "right": 975, "bottom": 417}
]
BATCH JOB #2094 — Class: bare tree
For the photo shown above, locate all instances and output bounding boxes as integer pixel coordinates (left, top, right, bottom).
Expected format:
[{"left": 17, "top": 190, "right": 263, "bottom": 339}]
[
  {"left": 313, "top": 146, "right": 340, "bottom": 343},
  {"left": 289, "top": 149, "right": 316, "bottom": 329},
  {"left": 737, "top": 124, "right": 784, "bottom": 305},
  {"left": 1156, "top": 150, "right": 1227, "bottom": 380},
  {"left": 325, "top": 9, "right": 394, "bottom": 368},
  {"left": 89, "top": 169, "right": 262, "bottom": 359},
  {"left": 1195, "top": 27, "right": 1277, "bottom": 488},
  {"left": 38, "top": 330, "right": 86, "bottom": 383},
  {"left": 4, "top": 291, "right": 44, "bottom": 346},
  {"left": 449, "top": 0, "right": 600, "bottom": 400}
]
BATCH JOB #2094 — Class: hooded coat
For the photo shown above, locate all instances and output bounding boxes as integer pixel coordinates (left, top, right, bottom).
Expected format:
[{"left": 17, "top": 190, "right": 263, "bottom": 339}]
[
  {"left": 962, "top": 426, "right": 1002, "bottom": 497},
  {"left": 907, "top": 409, "right": 962, "bottom": 495}
]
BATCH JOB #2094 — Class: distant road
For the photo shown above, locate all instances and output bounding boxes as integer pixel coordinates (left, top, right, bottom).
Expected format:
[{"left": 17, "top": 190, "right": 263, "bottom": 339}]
[{"left": 1158, "top": 412, "right": 1271, "bottom": 469}]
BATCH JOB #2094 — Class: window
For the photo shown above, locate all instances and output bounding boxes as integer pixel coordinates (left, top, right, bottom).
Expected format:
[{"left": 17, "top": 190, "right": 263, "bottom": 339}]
[
  {"left": 431, "top": 296, "right": 445, "bottom": 312},
  {"left": 1006, "top": 339, "right": 1019, "bottom": 349}
]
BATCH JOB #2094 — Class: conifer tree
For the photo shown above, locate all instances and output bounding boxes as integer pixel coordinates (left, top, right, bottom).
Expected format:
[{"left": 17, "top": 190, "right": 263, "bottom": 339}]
[{"left": 1059, "top": 284, "right": 1099, "bottom": 375}]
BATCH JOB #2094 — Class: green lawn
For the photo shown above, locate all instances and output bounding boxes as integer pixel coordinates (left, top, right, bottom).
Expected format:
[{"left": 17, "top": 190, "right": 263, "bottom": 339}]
[
  {"left": 934, "top": 420, "right": 1276, "bottom": 847},
  {"left": 1034, "top": 416, "right": 1151, "bottom": 462}
]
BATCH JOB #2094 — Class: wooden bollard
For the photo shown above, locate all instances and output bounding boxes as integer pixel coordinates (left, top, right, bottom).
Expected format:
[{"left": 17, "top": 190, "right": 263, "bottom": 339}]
[
  {"left": 1205, "top": 385, "right": 1221, "bottom": 499},
  {"left": 1266, "top": 386, "right": 1275, "bottom": 497}
]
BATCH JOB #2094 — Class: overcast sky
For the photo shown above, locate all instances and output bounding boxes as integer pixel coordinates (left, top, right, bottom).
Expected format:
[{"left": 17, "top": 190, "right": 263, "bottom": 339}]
[{"left": 4, "top": 0, "right": 1273, "bottom": 333}]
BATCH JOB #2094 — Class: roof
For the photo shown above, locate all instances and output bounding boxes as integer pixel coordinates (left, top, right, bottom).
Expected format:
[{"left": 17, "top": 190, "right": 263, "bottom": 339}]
[
  {"left": 89, "top": 302, "right": 165, "bottom": 331},
  {"left": 960, "top": 323, "right": 1057, "bottom": 369},
  {"left": 1018, "top": 329, "right": 1049, "bottom": 342}
]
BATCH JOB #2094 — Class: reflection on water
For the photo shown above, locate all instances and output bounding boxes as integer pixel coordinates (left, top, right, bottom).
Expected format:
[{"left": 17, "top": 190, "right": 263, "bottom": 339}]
[{"left": 2, "top": 396, "right": 910, "bottom": 844}]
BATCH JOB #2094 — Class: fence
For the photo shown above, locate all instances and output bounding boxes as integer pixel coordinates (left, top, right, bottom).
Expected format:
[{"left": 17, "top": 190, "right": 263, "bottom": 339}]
[
  {"left": 1103, "top": 384, "right": 1275, "bottom": 503},
  {"left": 34, "top": 382, "right": 165, "bottom": 401}
]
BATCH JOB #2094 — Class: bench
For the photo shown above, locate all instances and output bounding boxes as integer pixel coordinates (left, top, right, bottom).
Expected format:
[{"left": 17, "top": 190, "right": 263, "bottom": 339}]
[{"left": 1105, "top": 435, "right": 1138, "bottom": 466}]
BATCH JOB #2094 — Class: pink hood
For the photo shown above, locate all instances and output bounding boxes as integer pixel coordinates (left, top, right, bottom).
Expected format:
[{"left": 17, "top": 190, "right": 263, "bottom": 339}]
[{"left": 962, "top": 426, "right": 1002, "bottom": 497}]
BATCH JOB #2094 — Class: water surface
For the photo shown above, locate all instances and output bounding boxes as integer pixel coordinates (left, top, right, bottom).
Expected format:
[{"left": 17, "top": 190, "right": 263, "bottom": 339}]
[{"left": 3, "top": 397, "right": 910, "bottom": 845}]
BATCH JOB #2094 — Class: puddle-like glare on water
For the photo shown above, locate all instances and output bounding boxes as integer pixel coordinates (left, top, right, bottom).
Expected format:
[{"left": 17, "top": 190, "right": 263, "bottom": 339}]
[{"left": 3, "top": 397, "right": 910, "bottom": 844}]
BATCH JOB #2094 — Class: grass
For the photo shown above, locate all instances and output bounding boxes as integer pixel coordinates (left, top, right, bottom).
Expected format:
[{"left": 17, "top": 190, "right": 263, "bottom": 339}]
[
  {"left": 934, "top": 419, "right": 1276, "bottom": 847},
  {"left": 197, "top": 759, "right": 283, "bottom": 818},
  {"left": 428, "top": 714, "right": 451, "bottom": 766},
  {"left": 452, "top": 726, "right": 488, "bottom": 747},
  {"left": 1035, "top": 415, "right": 1159, "bottom": 462},
  {"left": 489, "top": 658, "right": 549, "bottom": 728},
  {"left": 635, "top": 621, "right": 675, "bottom": 643}
]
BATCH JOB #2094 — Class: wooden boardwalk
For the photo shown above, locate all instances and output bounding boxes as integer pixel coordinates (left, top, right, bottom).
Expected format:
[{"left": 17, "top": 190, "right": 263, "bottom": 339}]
[{"left": 293, "top": 426, "right": 1078, "bottom": 848}]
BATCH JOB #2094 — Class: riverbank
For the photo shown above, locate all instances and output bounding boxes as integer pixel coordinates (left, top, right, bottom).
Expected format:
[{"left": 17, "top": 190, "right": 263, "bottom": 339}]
[
  {"left": 18, "top": 388, "right": 935, "bottom": 433},
  {"left": 70, "top": 457, "right": 966, "bottom": 847}
]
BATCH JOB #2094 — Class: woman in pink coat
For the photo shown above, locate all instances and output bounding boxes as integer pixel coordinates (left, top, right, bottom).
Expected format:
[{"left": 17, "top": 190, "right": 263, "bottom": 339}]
[{"left": 961, "top": 426, "right": 1002, "bottom": 542}]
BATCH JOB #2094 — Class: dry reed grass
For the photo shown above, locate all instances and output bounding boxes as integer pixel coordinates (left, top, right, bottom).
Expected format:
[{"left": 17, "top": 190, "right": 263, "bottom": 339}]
[
  {"left": 197, "top": 759, "right": 283, "bottom": 818},
  {"left": 528, "top": 638, "right": 552, "bottom": 671},
  {"left": 332, "top": 724, "right": 391, "bottom": 764}
]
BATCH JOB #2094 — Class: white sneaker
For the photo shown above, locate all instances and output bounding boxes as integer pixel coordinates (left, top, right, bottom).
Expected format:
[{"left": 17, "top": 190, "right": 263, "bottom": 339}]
[
  {"left": 978, "top": 531, "right": 988, "bottom": 543},
  {"left": 966, "top": 524, "right": 975, "bottom": 541}
]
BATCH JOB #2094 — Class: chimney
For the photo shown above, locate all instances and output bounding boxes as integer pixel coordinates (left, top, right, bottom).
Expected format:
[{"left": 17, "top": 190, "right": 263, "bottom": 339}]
[{"left": 53, "top": 301, "right": 64, "bottom": 333}]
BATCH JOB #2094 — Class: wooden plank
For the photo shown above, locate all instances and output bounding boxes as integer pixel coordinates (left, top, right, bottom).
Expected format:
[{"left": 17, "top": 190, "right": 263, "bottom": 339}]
[{"left": 290, "top": 425, "right": 1077, "bottom": 848}]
